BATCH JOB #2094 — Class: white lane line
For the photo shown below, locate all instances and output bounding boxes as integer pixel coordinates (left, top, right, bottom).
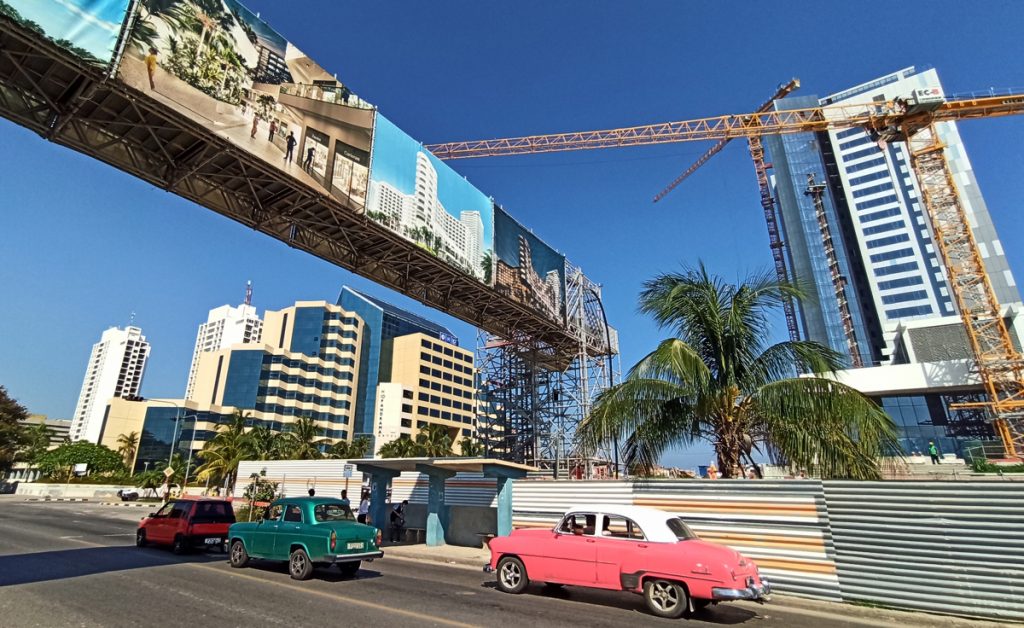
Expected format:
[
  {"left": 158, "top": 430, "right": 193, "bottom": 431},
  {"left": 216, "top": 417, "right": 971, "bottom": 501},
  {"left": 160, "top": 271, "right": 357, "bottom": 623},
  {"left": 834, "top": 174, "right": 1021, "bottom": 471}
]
[
  {"left": 101, "top": 533, "right": 135, "bottom": 537},
  {"left": 59, "top": 535, "right": 82, "bottom": 539}
]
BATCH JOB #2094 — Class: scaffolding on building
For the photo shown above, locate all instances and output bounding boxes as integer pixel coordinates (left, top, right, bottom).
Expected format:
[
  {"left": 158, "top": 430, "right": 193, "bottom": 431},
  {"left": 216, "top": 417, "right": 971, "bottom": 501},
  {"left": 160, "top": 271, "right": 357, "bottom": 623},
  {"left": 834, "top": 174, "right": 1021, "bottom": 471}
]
[{"left": 476, "top": 264, "right": 619, "bottom": 475}]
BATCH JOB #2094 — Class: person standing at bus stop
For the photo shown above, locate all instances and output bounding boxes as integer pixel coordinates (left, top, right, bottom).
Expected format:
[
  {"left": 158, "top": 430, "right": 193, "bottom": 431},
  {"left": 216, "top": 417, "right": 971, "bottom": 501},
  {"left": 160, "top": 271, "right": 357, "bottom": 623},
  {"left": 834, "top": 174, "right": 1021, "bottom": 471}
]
[{"left": 357, "top": 491, "right": 370, "bottom": 524}]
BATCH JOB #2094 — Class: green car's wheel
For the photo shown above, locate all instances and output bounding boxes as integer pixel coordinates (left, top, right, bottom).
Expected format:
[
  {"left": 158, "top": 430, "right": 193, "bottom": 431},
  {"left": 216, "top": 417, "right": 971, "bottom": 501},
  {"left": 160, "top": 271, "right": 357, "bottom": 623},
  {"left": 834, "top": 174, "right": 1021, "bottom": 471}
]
[
  {"left": 339, "top": 561, "right": 360, "bottom": 578},
  {"left": 289, "top": 548, "right": 314, "bottom": 580},
  {"left": 229, "top": 540, "right": 249, "bottom": 568}
]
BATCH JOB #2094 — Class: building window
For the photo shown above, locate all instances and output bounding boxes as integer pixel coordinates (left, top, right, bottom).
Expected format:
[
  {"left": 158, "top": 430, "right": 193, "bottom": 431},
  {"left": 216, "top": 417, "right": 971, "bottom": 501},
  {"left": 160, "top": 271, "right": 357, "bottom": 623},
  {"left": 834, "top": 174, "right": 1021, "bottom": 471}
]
[
  {"left": 866, "top": 233, "right": 910, "bottom": 249},
  {"left": 417, "top": 407, "right": 428, "bottom": 415},
  {"left": 870, "top": 248, "right": 914, "bottom": 263},
  {"left": 875, "top": 261, "right": 919, "bottom": 277},
  {"left": 881, "top": 290, "right": 929, "bottom": 305}
]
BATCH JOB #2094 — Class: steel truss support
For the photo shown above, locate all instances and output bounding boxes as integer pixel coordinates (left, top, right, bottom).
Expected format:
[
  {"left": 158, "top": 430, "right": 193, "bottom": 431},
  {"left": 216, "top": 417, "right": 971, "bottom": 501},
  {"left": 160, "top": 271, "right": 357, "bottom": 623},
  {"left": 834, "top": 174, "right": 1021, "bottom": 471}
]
[
  {"left": 907, "top": 123, "right": 1024, "bottom": 458},
  {"left": 476, "top": 266, "right": 618, "bottom": 474}
]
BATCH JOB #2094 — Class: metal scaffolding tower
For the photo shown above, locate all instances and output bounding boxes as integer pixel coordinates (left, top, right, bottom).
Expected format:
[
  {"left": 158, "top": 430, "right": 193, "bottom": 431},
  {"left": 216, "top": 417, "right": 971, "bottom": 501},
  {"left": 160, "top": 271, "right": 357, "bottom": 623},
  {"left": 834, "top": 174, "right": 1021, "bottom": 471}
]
[{"left": 476, "top": 264, "right": 619, "bottom": 475}]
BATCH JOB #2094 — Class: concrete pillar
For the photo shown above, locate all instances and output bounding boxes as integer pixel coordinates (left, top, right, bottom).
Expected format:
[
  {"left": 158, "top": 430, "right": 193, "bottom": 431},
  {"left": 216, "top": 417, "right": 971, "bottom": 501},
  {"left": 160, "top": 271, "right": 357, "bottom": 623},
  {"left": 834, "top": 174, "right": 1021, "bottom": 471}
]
[
  {"left": 354, "top": 464, "right": 399, "bottom": 537},
  {"left": 416, "top": 464, "right": 456, "bottom": 546},
  {"left": 483, "top": 464, "right": 527, "bottom": 537}
]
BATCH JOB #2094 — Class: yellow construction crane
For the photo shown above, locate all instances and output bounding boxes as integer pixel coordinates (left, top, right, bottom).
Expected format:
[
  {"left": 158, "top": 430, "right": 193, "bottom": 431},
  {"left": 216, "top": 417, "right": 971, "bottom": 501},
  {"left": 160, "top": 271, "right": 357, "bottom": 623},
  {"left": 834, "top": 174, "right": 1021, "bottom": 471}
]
[{"left": 425, "top": 91, "right": 1024, "bottom": 459}]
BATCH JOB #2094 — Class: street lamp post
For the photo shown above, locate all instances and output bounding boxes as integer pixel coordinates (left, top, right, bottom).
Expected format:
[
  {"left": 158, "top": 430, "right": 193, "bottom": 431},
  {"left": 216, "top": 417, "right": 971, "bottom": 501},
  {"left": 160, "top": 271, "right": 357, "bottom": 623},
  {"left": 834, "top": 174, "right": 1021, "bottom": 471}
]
[{"left": 180, "top": 414, "right": 200, "bottom": 493}]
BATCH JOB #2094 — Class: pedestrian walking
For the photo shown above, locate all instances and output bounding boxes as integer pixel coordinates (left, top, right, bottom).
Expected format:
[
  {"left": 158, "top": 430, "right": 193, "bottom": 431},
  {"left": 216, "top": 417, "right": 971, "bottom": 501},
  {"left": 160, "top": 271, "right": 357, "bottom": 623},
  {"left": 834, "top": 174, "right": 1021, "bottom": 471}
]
[
  {"left": 303, "top": 145, "right": 315, "bottom": 171},
  {"left": 339, "top": 489, "right": 350, "bottom": 508},
  {"left": 389, "top": 500, "right": 408, "bottom": 542},
  {"left": 145, "top": 47, "right": 159, "bottom": 90},
  {"left": 928, "top": 441, "right": 941, "bottom": 465},
  {"left": 284, "top": 132, "right": 296, "bottom": 163},
  {"left": 250, "top": 113, "right": 259, "bottom": 139},
  {"left": 268, "top": 120, "right": 277, "bottom": 142},
  {"left": 357, "top": 491, "right": 370, "bottom": 524}
]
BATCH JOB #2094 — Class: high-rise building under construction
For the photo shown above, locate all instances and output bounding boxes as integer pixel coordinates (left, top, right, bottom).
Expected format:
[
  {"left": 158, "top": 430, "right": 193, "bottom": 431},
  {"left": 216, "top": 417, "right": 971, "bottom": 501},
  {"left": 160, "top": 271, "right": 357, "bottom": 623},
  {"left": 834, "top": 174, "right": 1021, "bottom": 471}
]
[{"left": 766, "top": 67, "right": 1023, "bottom": 457}]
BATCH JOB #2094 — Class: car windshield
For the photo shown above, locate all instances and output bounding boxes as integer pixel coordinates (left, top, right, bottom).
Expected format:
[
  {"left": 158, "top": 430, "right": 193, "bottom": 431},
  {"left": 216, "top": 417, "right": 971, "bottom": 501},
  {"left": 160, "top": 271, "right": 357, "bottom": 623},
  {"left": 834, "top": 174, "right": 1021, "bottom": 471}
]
[
  {"left": 314, "top": 503, "right": 355, "bottom": 522},
  {"left": 667, "top": 517, "right": 699, "bottom": 541}
]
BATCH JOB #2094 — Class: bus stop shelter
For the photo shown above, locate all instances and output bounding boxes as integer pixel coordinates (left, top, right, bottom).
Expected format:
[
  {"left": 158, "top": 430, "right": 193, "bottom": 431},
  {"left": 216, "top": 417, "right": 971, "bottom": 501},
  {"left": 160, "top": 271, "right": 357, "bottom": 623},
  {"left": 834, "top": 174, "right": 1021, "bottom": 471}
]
[{"left": 350, "top": 458, "right": 533, "bottom": 546}]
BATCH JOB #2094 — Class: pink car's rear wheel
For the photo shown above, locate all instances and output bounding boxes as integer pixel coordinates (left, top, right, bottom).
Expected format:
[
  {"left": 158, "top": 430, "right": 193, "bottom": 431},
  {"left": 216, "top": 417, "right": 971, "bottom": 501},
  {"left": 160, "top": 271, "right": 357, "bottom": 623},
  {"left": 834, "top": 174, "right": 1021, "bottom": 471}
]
[
  {"left": 496, "top": 556, "right": 529, "bottom": 594},
  {"left": 643, "top": 579, "right": 688, "bottom": 619}
]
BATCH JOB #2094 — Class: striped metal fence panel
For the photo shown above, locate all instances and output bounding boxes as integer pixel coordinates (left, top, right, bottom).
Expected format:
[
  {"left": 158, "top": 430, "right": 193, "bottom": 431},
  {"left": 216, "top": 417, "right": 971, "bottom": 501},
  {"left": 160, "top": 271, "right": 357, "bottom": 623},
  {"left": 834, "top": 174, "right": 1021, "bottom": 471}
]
[
  {"left": 512, "top": 480, "right": 633, "bottom": 530},
  {"left": 822, "top": 481, "right": 1024, "bottom": 621},
  {"left": 632, "top": 480, "right": 841, "bottom": 601}
]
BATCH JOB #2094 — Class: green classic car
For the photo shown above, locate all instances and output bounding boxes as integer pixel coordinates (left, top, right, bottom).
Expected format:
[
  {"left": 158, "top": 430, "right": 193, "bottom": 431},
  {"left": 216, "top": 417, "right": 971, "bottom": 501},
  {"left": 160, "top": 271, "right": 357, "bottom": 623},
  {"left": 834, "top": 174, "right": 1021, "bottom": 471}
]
[{"left": 228, "top": 497, "right": 382, "bottom": 580}]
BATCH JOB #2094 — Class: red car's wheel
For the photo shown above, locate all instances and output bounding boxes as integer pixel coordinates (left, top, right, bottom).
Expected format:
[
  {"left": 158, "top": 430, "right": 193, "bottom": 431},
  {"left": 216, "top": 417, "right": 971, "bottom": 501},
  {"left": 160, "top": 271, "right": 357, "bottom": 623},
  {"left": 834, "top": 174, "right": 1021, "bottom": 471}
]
[
  {"left": 643, "top": 579, "right": 688, "bottom": 619},
  {"left": 135, "top": 530, "right": 147, "bottom": 548},
  {"left": 495, "top": 556, "right": 529, "bottom": 594}
]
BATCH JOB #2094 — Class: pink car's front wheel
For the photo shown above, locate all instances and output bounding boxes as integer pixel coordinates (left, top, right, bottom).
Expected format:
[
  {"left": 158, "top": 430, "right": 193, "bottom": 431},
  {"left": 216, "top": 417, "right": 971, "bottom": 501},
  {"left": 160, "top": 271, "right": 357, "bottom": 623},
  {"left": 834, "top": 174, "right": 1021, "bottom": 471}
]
[{"left": 495, "top": 556, "right": 529, "bottom": 594}]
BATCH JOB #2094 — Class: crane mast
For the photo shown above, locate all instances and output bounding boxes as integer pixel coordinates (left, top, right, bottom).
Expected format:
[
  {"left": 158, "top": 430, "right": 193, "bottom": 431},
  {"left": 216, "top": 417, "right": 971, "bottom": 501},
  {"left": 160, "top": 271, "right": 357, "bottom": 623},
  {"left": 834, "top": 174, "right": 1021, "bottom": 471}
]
[{"left": 427, "top": 91, "right": 1024, "bottom": 459}]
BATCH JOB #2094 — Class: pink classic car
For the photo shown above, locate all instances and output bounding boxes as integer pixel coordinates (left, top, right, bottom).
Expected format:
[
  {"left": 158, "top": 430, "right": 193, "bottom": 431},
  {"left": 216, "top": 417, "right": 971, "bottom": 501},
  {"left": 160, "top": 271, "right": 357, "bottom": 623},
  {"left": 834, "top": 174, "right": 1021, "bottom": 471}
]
[{"left": 487, "top": 504, "right": 770, "bottom": 618}]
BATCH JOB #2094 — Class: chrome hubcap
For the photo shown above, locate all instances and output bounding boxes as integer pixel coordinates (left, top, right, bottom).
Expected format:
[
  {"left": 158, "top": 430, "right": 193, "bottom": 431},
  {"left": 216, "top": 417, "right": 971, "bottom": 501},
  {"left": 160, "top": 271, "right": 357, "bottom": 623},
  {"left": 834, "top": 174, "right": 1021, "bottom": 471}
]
[
  {"left": 291, "top": 553, "right": 306, "bottom": 574},
  {"left": 500, "top": 562, "right": 521, "bottom": 588},
  {"left": 231, "top": 544, "right": 243, "bottom": 563},
  {"left": 650, "top": 581, "right": 679, "bottom": 611}
]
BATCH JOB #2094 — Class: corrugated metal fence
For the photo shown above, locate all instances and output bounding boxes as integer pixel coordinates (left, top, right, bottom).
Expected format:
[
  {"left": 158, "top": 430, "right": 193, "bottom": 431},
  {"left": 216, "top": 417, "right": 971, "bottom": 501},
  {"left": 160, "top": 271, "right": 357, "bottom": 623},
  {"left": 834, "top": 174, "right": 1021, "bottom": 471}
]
[{"left": 822, "top": 481, "right": 1024, "bottom": 621}]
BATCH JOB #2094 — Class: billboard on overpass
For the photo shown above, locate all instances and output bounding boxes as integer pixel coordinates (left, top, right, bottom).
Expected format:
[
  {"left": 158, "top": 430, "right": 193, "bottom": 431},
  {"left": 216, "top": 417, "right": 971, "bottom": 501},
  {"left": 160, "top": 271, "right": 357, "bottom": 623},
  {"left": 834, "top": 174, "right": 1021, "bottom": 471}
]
[
  {"left": 1, "top": 0, "right": 132, "bottom": 67},
  {"left": 116, "top": 0, "right": 373, "bottom": 208},
  {"left": 366, "top": 113, "right": 494, "bottom": 283},
  {"left": 493, "top": 206, "right": 566, "bottom": 324}
]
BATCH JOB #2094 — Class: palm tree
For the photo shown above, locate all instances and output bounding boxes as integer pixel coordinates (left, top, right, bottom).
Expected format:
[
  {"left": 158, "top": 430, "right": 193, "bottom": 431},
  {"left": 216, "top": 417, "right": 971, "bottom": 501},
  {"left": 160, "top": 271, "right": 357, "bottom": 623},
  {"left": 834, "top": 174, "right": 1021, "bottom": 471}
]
[
  {"left": 246, "top": 425, "right": 284, "bottom": 461},
  {"left": 378, "top": 436, "right": 422, "bottom": 458},
  {"left": 579, "top": 265, "right": 899, "bottom": 479},
  {"left": 195, "top": 409, "right": 250, "bottom": 492},
  {"left": 458, "top": 437, "right": 484, "bottom": 457},
  {"left": 116, "top": 432, "right": 140, "bottom": 470},
  {"left": 481, "top": 251, "right": 494, "bottom": 284},
  {"left": 328, "top": 435, "right": 371, "bottom": 460},
  {"left": 283, "top": 417, "right": 325, "bottom": 460},
  {"left": 416, "top": 425, "right": 454, "bottom": 458}
]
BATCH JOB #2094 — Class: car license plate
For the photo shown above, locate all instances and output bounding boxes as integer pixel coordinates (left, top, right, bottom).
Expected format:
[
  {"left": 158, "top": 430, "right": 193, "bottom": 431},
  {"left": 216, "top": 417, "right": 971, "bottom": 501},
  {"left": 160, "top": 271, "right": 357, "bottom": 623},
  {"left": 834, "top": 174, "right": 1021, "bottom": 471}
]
[
  {"left": 346, "top": 541, "right": 363, "bottom": 550},
  {"left": 205, "top": 537, "right": 221, "bottom": 545}
]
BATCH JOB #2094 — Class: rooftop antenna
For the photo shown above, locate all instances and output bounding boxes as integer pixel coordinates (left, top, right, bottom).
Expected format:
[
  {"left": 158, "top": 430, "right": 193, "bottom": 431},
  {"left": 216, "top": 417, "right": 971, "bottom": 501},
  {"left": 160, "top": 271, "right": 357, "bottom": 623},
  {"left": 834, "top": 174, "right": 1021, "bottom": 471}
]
[{"left": 245, "top": 280, "right": 253, "bottom": 306}]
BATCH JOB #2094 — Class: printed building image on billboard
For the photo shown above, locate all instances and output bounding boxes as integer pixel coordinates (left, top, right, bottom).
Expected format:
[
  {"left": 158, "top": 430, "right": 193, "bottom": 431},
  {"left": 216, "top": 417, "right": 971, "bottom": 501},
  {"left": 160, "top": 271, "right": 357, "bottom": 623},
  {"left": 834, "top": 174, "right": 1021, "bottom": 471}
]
[
  {"left": 367, "top": 113, "right": 494, "bottom": 282},
  {"left": 1, "top": 0, "right": 132, "bottom": 67},
  {"left": 117, "top": 0, "right": 373, "bottom": 208},
  {"left": 493, "top": 206, "right": 565, "bottom": 324}
]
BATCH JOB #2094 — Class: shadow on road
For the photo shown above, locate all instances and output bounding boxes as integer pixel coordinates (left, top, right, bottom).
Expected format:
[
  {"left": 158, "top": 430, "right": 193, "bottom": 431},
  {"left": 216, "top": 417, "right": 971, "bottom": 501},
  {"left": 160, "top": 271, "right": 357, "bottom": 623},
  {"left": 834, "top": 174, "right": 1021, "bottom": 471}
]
[
  {"left": 479, "top": 581, "right": 759, "bottom": 624},
  {"left": 241, "top": 560, "right": 384, "bottom": 583},
  {"left": 0, "top": 546, "right": 225, "bottom": 587}
]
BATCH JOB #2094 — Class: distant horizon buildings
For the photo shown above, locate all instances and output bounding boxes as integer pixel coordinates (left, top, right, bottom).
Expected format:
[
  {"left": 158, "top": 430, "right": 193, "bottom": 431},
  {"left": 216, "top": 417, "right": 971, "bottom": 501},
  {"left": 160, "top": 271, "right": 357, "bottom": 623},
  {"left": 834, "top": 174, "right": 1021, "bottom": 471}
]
[
  {"left": 767, "top": 66, "right": 1024, "bottom": 458},
  {"left": 366, "top": 151, "right": 486, "bottom": 280},
  {"left": 69, "top": 325, "right": 149, "bottom": 443},
  {"left": 184, "top": 292, "right": 263, "bottom": 400}
]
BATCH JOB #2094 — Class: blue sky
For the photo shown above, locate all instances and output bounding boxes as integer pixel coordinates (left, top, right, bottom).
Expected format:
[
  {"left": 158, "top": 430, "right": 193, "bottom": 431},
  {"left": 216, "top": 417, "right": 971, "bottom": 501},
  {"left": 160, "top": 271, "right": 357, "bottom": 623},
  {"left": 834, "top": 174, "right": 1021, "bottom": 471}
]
[
  {"left": 1, "top": 1, "right": 1022, "bottom": 470},
  {"left": 369, "top": 113, "right": 495, "bottom": 247},
  {"left": 8, "top": 0, "right": 129, "bottom": 60}
]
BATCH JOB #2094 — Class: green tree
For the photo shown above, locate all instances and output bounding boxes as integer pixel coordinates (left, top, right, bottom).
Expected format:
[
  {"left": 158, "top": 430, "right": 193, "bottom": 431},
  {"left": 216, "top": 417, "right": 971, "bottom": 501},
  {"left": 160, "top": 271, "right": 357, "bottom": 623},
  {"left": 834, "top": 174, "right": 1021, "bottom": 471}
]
[
  {"left": 116, "top": 431, "right": 140, "bottom": 470},
  {"left": 0, "top": 386, "right": 30, "bottom": 473},
  {"left": 194, "top": 409, "right": 250, "bottom": 493},
  {"left": 481, "top": 251, "right": 494, "bottom": 284},
  {"left": 416, "top": 424, "right": 454, "bottom": 457},
  {"left": 246, "top": 425, "right": 285, "bottom": 461},
  {"left": 327, "top": 435, "right": 371, "bottom": 460},
  {"left": 35, "top": 442, "right": 125, "bottom": 481},
  {"left": 17, "top": 421, "right": 52, "bottom": 464},
  {"left": 377, "top": 436, "right": 422, "bottom": 458},
  {"left": 579, "top": 265, "right": 899, "bottom": 479},
  {"left": 458, "top": 437, "right": 485, "bottom": 457},
  {"left": 282, "top": 417, "right": 325, "bottom": 460}
]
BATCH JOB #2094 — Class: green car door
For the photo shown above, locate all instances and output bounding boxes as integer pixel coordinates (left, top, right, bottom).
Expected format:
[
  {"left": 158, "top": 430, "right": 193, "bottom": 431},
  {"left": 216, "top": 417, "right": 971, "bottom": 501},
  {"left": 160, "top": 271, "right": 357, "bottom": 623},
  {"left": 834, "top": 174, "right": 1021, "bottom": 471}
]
[
  {"left": 251, "top": 503, "right": 283, "bottom": 556},
  {"left": 274, "top": 503, "right": 314, "bottom": 559}
]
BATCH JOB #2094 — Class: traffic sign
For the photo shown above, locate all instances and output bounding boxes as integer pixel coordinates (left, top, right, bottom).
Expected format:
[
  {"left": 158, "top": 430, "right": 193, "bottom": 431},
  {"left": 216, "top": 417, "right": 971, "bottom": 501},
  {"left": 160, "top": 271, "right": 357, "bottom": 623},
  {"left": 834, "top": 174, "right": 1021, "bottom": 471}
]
[{"left": 343, "top": 464, "right": 354, "bottom": 478}]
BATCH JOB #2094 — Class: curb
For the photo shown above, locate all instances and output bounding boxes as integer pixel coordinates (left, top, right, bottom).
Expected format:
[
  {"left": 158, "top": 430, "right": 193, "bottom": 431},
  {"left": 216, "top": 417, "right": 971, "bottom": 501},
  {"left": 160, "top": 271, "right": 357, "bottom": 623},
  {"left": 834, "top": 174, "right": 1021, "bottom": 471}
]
[
  {"left": 99, "top": 502, "right": 153, "bottom": 508},
  {"left": 27, "top": 497, "right": 90, "bottom": 502}
]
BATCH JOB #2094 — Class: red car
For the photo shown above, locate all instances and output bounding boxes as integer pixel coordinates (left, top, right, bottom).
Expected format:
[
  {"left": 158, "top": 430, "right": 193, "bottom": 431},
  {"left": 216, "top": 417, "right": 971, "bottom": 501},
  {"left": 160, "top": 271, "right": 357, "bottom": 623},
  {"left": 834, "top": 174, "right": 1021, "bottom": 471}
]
[
  {"left": 487, "top": 504, "right": 770, "bottom": 618},
  {"left": 136, "top": 498, "right": 235, "bottom": 554}
]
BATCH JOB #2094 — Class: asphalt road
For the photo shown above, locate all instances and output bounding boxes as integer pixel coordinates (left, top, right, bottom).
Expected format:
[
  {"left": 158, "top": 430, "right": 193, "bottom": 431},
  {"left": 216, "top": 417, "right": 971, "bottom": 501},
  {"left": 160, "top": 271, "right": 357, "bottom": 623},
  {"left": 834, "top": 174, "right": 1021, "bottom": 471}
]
[{"left": 0, "top": 500, "right": 996, "bottom": 627}]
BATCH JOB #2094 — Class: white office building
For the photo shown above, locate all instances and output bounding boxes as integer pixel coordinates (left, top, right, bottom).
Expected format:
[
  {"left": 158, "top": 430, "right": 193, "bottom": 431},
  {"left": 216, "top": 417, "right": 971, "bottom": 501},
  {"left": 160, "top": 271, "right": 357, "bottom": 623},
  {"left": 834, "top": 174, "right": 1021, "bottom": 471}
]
[
  {"left": 184, "top": 302, "right": 263, "bottom": 399},
  {"left": 367, "top": 151, "right": 486, "bottom": 280},
  {"left": 70, "top": 326, "right": 150, "bottom": 443}
]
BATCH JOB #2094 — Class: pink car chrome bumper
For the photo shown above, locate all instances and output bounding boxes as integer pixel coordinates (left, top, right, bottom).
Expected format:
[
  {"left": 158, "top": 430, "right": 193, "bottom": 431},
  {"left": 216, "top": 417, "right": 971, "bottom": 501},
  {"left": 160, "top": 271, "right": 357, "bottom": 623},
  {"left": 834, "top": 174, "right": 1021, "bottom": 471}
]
[{"left": 712, "top": 577, "right": 771, "bottom": 602}]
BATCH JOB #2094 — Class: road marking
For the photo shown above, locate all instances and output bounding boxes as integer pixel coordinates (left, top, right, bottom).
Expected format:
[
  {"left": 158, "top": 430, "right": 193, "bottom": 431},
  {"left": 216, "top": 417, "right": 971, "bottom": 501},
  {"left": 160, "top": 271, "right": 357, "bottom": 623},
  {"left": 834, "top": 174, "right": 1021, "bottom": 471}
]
[
  {"left": 59, "top": 535, "right": 82, "bottom": 540},
  {"left": 190, "top": 563, "right": 481, "bottom": 628},
  {"left": 101, "top": 533, "right": 136, "bottom": 537}
]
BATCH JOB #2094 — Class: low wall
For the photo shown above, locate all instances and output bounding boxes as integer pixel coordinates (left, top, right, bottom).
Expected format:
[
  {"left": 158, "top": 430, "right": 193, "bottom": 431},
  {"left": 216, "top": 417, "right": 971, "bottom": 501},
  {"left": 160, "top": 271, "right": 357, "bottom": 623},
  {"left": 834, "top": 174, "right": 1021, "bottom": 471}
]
[{"left": 15, "top": 483, "right": 136, "bottom": 499}]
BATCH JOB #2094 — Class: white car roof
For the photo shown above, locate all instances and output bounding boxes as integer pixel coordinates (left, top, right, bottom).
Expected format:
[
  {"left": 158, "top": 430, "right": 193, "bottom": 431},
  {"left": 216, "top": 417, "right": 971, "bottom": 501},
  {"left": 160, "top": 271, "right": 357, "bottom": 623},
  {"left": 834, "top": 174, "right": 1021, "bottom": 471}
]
[{"left": 563, "top": 504, "right": 680, "bottom": 543}]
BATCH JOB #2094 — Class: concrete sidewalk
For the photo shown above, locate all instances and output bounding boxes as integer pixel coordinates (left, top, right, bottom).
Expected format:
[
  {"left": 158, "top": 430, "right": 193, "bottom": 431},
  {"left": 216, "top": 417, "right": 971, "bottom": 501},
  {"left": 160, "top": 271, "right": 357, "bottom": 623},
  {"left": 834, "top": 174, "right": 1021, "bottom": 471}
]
[{"left": 382, "top": 542, "right": 490, "bottom": 569}]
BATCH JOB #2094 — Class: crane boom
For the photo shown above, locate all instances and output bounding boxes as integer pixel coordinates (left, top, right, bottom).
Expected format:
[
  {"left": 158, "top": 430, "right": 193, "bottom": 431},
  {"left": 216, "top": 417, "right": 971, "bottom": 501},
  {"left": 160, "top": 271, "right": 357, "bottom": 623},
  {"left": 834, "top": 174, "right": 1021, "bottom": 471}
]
[
  {"left": 426, "top": 89, "right": 1024, "bottom": 459},
  {"left": 652, "top": 78, "right": 801, "bottom": 203},
  {"left": 424, "top": 93, "right": 1024, "bottom": 159}
]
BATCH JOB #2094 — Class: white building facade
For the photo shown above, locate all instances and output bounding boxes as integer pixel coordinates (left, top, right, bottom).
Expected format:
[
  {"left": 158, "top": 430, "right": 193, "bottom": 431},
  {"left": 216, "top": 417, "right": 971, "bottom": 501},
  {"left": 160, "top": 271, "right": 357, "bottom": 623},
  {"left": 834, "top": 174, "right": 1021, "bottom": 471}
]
[
  {"left": 184, "top": 302, "right": 262, "bottom": 400},
  {"left": 70, "top": 326, "right": 150, "bottom": 443}
]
